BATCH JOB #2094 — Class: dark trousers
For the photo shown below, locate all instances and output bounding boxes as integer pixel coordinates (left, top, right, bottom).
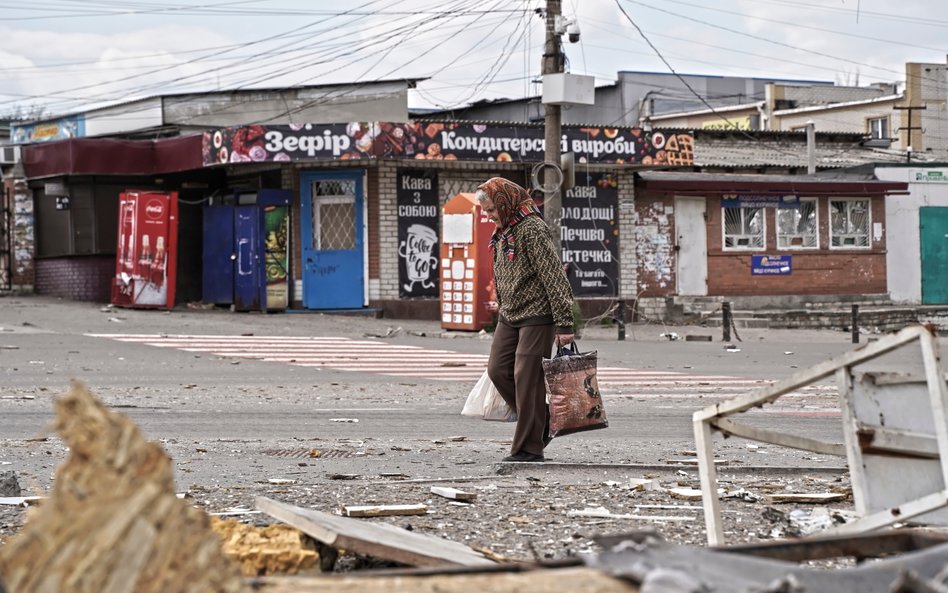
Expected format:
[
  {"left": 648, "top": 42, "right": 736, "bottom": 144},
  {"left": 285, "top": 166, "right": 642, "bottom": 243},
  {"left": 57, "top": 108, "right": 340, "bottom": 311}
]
[{"left": 487, "top": 321, "right": 554, "bottom": 456}]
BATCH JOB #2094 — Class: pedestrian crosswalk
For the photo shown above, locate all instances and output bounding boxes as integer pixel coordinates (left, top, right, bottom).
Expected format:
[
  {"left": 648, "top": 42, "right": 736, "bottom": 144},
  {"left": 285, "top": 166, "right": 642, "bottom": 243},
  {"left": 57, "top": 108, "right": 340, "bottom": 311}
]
[{"left": 87, "top": 333, "right": 837, "bottom": 399}]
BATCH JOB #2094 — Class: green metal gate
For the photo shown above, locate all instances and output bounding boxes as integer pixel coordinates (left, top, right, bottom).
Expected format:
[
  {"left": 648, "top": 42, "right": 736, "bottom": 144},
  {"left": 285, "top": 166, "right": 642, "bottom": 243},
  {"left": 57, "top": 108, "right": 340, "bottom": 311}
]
[{"left": 920, "top": 207, "right": 948, "bottom": 305}]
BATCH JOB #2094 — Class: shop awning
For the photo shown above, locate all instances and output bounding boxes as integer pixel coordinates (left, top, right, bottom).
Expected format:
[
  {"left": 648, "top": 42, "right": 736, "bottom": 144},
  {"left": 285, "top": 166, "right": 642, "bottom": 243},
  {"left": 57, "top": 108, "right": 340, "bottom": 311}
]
[
  {"left": 22, "top": 135, "right": 203, "bottom": 179},
  {"left": 636, "top": 171, "right": 909, "bottom": 196}
]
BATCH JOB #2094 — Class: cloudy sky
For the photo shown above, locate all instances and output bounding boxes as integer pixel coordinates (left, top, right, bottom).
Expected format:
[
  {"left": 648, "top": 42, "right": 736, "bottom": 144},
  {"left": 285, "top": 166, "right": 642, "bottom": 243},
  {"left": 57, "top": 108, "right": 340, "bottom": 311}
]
[{"left": 0, "top": 0, "right": 944, "bottom": 120}]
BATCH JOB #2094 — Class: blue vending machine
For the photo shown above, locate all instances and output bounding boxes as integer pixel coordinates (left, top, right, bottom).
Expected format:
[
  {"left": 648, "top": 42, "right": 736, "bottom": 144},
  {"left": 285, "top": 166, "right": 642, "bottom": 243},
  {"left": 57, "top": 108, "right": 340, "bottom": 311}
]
[{"left": 203, "top": 189, "right": 291, "bottom": 312}]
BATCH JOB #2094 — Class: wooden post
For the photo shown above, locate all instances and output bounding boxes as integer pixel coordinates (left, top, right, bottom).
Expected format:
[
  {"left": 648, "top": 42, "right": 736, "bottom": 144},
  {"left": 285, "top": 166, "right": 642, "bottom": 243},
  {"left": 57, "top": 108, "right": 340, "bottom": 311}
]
[{"left": 722, "top": 301, "right": 731, "bottom": 342}]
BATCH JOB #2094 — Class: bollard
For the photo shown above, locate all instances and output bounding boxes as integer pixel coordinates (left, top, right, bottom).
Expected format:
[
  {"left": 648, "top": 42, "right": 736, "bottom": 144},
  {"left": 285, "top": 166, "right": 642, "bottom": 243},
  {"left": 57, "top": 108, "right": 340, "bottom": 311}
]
[
  {"left": 616, "top": 300, "right": 626, "bottom": 341},
  {"left": 852, "top": 304, "right": 859, "bottom": 344},
  {"left": 722, "top": 301, "right": 731, "bottom": 342}
]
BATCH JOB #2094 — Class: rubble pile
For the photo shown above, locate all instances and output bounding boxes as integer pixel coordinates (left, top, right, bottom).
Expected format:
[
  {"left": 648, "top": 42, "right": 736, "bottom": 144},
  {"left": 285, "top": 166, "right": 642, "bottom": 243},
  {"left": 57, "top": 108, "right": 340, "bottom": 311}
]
[
  {"left": 210, "top": 517, "right": 319, "bottom": 576},
  {"left": 0, "top": 383, "right": 249, "bottom": 593}
]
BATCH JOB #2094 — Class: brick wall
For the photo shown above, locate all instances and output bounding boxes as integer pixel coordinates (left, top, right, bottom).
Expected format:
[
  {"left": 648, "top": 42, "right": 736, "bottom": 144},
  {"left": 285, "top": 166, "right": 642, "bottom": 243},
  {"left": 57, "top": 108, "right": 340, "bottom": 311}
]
[
  {"left": 617, "top": 172, "right": 637, "bottom": 301},
  {"left": 706, "top": 195, "right": 887, "bottom": 296},
  {"left": 35, "top": 256, "right": 114, "bottom": 302}
]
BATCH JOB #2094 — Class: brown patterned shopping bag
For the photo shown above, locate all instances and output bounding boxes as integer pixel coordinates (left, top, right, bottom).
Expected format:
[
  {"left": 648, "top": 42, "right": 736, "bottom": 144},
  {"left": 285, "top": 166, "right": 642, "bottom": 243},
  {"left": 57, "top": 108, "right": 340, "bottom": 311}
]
[{"left": 543, "top": 342, "right": 608, "bottom": 438}]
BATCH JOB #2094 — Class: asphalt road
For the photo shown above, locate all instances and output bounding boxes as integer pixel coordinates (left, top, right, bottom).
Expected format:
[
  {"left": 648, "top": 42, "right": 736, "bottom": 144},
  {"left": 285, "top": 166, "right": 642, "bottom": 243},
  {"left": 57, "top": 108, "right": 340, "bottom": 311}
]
[{"left": 0, "top": 295, "right": 936, "bottom": 492}]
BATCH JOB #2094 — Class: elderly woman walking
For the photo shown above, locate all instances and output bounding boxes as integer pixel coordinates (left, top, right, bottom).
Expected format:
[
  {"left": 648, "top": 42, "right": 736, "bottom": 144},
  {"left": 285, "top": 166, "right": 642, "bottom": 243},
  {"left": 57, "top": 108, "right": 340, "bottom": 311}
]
[{"left": 475, "top": 177, "right": 575, "bottom": 462}]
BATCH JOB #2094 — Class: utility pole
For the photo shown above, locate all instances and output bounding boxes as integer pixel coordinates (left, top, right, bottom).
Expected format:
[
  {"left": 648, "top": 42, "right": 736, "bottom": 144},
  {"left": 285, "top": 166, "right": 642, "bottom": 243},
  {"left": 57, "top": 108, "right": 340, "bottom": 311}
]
[
  {"left": 894, "top": 104, "right": 926, "bottom": 163},
  {"left": 542, "top": 0, "right": 563, "bottom": 249}
]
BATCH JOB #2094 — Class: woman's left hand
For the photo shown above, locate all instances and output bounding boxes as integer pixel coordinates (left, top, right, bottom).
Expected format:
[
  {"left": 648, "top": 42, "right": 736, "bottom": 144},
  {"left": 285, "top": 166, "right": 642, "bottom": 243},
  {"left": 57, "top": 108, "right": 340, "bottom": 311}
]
[{"left": 554, "top": 333, "right": 575, "bottom": 347}]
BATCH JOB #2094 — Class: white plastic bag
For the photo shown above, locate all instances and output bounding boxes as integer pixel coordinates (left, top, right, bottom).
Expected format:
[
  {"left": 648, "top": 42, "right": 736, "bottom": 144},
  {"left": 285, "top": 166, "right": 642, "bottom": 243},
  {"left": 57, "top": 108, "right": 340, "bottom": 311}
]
[
  {"left": 461, "top": 370, "right": 491, "bottom": 417},
  {"left": 483, "top": 383, "right": 517, "bottom": 422},
  {"left": 461, "top": 370, "right": 517, "bottom": 422}
]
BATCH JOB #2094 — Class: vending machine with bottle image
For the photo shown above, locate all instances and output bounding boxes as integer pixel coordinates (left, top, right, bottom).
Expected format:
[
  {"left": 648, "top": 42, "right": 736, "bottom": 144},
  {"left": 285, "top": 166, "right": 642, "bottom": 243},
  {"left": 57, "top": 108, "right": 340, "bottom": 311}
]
[
  {"left": 111, "top": 191, "right": 178, "bottom": 309},
  {"left": 439, "top": 192, "right": 497, "bottom": 331}
]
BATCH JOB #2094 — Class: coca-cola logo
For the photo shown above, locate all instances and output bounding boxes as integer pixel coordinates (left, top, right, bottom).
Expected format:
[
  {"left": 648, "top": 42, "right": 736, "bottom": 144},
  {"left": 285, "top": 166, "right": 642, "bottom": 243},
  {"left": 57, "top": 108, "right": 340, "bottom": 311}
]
[{"left": 144, "top": 199, "right": 165, "bottom": 219}]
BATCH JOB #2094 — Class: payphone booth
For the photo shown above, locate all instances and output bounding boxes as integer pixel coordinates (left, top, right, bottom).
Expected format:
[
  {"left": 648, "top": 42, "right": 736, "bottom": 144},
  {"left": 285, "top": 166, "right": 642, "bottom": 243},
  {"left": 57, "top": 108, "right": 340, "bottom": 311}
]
[{"left": 440, "top": 192, "right": 496, "bottom": 331}]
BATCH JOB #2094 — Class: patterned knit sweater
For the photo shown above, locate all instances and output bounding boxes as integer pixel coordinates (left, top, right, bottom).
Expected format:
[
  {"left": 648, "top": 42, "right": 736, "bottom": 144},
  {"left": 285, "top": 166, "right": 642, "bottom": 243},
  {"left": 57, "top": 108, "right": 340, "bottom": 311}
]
[{"left": 492, "top": 215, "right": 575, "bottom": 332}]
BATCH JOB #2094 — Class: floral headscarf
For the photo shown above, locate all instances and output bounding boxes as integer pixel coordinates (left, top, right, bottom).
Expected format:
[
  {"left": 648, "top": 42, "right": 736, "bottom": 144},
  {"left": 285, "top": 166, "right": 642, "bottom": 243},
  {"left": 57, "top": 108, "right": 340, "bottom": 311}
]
[{"left": 476, "top": 177, "right": 541, "bottom": 260}]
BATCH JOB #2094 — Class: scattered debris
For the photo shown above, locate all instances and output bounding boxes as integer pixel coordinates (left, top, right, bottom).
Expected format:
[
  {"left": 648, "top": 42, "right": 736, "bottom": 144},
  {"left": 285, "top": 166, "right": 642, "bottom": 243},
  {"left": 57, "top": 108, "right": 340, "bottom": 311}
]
[
  {"left": 0, "top": 382, "right": 248, "bottom": 593},
  {"left": 629, "top": 477, "right": 660, "bottom": 492},
  {"left": 430, "top": 487, "right": 476, "bottom": 502},
  {"left": 256, "top": 496, "right": 493, "bottom": 568},
  {"left": 767, "top": 492, "right": 848, "bottom": 504},
  {"left": 343, "top": 504, "right": 428, "bottom": 518},
  {"left": 210, "top": 516, "right": 318, "bottom": 576},
  {"left": 267, "top": 479, "right": 297, "bottom": 485},
  {"left": 0, "top": 345, "right": 19, "bottom": 350},
  {"left": 660, "top": 332, "right": 680, "bottom": 341},
  {"left": 363, "top": 326, "right": 402, "bottom": 338},
  {"left": 0, "top": 395, "right": 35, "bottom": 400},
  {"left": 685, "top": 335, "right": 713, "bottom": 342},
  {"left": 328, "top": 474, "right": 361, "bottom": 481},
  {"left": 669, "top": 487, "right": 722, "bottom": 501},
  {"left": 724, "top": 344, "right": 741, "bottom": 352},
  {"left": 0, "top": 471, "right": 21, "bottom": 497},
  {"left": 588, "top": 531, "right": 948, "bottom": 593},
  {"left": 330, "top": 418, "right": 359, "bottom": 423},
  {"left": 568, "top": 506, "right": 697, "bottom": 523}
]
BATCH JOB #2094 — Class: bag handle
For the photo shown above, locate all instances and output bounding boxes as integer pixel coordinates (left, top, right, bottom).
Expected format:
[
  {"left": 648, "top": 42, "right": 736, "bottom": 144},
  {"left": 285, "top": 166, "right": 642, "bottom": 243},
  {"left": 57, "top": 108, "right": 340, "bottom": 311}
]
[{"left": 555, "top": 341, "right": 579, "bottom": 358}]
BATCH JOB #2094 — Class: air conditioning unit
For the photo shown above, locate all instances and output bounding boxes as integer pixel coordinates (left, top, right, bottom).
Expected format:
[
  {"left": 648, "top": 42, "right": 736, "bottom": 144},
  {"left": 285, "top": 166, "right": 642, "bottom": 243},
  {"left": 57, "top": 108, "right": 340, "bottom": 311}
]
[{"left": 0, "top": 146, "right": 17, "bottom": 164}]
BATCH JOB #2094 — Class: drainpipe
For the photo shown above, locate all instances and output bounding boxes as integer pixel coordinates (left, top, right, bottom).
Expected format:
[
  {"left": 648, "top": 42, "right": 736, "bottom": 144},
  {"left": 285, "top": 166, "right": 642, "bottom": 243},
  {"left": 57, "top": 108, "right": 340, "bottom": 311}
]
[{"left": 806, "top": 120, "right": 816, "bottom": 174}]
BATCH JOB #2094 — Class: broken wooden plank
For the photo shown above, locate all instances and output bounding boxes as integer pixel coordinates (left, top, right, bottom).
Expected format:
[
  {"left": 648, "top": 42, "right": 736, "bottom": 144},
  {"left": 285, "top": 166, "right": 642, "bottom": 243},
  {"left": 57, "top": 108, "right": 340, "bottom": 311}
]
[
  {"left": 0, "top": 496, "right": 43, "bottom": 506},
  {"left": 669, "top": 487, "right": 723, "bottom": 501},
  {"left": 256, "top": 496, "right": 493, "bottom": 568},
  {"left": 668, "top": 458, "right": 729, "bottom": 466},
  {"left": 343, "top": 504, "right": 427, "bottom": 518},
  {"left": 567, "top": 507, "right": 696, "bottom": 522},
  {"left": 767, "top": 492, "right": 848, "bottom": 504},
  {"left": 252, "top": 566, "right": 635, "bottom": 593},
  {"left": 430, "top": 487, "right": 476, "bottom": 502}
]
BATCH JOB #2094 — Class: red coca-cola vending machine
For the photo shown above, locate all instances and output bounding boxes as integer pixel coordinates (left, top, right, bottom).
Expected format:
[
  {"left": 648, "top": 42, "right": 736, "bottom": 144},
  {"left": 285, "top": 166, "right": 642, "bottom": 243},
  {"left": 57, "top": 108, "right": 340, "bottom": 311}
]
[{"left": 111, "top": 191, "right": 178, "bottom": 309}]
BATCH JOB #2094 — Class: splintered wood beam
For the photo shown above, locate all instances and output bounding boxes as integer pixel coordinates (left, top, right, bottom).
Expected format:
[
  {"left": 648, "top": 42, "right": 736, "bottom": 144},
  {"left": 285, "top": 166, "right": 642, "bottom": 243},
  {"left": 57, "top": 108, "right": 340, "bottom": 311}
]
[
  {"left": 430, "top": 487, "right": 477, "bottom": 502},
  {"left": 256, "top": 497, "right": 493, "bottom": 568},
  {"left": 711, "top": 417, "right": 846, "bottom": 457}
]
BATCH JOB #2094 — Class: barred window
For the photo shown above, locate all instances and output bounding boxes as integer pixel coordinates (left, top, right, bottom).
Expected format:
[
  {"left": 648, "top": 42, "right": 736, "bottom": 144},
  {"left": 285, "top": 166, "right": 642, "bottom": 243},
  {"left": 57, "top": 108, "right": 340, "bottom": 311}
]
[
  {"left": 723, "top": 206, "right": 764, "bottom": 250},
  {"left": 777, "top": 199, "right": 818, "bottom": 249},
  {"left": 830, "top": 199, "right": 870, "bottom": 248}
]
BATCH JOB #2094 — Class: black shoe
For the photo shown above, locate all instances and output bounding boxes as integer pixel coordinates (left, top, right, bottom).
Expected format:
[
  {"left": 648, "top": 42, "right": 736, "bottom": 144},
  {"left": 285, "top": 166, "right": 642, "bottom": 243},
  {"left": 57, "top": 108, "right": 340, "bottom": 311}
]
[{"left": 503, "top": 451, "right": 545, "bottom": 462}]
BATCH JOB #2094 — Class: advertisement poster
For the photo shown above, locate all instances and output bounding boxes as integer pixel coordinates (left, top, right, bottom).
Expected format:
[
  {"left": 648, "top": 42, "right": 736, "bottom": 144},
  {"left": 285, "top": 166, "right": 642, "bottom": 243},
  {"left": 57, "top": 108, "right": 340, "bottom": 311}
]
[
  {"left": 561, "top": 172, "right": 619, "bottom": 297},
  {"left": 397, "top": 169, "right": 439, "bottom": 298},
  {"left": 111, "top": 191, "right": 178, "bottom": 309},
  {"left": 203, "top": 122, "right": 694, "bottom": 167},
  {"left": 264, "top": 205, "right": 290, "bottom": 309}
]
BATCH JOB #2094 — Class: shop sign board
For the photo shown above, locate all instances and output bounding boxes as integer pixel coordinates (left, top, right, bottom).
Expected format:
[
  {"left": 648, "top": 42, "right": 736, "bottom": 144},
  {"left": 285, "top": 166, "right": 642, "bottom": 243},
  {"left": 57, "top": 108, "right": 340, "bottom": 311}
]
[{"left": 202, "top": 122, "right": 694, "bottom": 167}]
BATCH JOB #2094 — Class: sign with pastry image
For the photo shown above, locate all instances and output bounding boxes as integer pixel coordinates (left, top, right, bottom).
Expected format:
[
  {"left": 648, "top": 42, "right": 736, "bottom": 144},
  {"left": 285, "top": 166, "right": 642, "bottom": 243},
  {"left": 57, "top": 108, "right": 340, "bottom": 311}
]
[{"left": 202, "top": 122, "right": 694, "bottom": 167}]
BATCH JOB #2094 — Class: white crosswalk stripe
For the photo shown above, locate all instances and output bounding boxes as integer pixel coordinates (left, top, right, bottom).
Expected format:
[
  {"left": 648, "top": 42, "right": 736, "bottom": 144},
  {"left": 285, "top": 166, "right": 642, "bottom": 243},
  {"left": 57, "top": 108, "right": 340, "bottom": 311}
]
[{"left": 87, "top": 333, "right": 838, "bottom": 399}]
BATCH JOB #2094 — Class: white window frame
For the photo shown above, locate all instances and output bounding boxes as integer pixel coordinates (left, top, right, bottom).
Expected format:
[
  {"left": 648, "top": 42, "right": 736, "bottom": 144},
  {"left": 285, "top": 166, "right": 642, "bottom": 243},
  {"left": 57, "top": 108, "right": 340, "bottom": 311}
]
[
  {"left": 722, "top": 205, "right": 765, "bottom": 251},
  {"left": 829, "top": 198, "right": 871, "bottom": 250},
  {"left": 867, "top": 116, "right": 889, "bottom": 140},
  {"left": 777, "top": 198, "right": 819, "bottom": 250}
]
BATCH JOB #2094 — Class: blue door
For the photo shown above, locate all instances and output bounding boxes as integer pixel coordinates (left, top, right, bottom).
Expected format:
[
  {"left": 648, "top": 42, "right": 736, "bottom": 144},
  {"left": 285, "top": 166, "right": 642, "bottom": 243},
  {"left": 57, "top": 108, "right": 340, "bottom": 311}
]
[
  {"left": 300, "top": 171, "right": 365, "bottom": 309},
  {"left": 234, "top": 205, "right": 263, "bottom": 311},
  {"left": 202, "top": 205, "right": 235, "bottom": 305}
]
